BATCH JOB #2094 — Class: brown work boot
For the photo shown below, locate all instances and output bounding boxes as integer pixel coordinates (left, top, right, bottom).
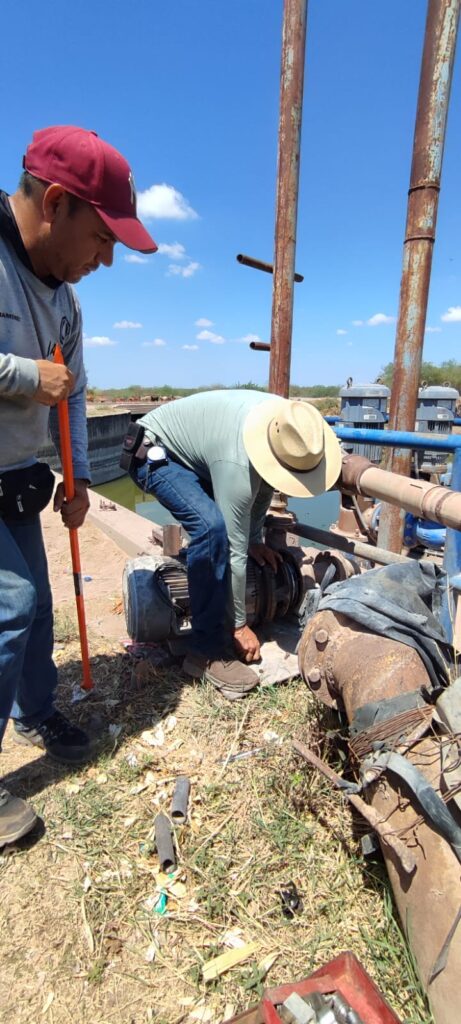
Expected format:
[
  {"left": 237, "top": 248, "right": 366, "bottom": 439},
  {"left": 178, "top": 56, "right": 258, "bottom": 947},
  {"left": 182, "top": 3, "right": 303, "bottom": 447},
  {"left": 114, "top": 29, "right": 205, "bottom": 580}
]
[
  {"left": 182, "top": 652, "right": 259, "bottom": 701},
  {"left": 0, "top": 786, "right": 37, "bottom": 846}
]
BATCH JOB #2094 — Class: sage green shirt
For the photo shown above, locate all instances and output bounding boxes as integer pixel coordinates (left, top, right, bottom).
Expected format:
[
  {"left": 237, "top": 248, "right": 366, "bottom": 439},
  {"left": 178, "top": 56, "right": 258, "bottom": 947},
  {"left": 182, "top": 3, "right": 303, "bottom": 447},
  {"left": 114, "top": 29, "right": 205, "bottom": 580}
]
[{"left": 139, "top": 389, "right": 275, "bottom": 625}]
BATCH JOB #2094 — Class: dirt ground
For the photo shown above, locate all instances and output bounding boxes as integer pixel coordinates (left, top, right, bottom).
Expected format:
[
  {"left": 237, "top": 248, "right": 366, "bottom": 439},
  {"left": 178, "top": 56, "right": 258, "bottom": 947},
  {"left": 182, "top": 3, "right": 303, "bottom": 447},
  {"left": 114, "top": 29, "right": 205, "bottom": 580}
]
[
  {"left": 0, "top": 505, "right": 430, "bottom": 1024},
  {"left": 41, "top": 500, "right": 129, "bottom": 641}
]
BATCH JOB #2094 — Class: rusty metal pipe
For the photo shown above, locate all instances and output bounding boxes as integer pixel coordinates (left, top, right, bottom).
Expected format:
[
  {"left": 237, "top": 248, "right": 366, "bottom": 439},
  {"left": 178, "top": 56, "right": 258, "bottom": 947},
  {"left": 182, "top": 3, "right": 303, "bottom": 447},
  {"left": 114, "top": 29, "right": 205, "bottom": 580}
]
[
  {"left": 250, "top": 341, "right": 271, "bottom": 352},
  {"left": 269, "top": 0, "right": 308, "bottom": 398},
  {"left": 298, "top": 613, "right": 461, "bottom": 1024},
  {"left": 378, "top": 0, "right": 460, "bottom": 552},
  {"left": 357, "top": 464, "right": 461, "bottom": 531},
  {"left": 288, "top": 521, "right": 412, "bottom": 566},
  {"left": 236, "top": 253, "right": 304, "bottom": 282}
]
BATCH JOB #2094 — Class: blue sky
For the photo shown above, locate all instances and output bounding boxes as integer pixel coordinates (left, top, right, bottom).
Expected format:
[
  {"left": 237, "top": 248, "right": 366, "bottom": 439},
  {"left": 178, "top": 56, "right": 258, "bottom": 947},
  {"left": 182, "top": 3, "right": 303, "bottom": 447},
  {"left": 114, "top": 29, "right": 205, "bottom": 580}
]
[{"left": 3, "top": 1, "right": 461, "bottom": 390}]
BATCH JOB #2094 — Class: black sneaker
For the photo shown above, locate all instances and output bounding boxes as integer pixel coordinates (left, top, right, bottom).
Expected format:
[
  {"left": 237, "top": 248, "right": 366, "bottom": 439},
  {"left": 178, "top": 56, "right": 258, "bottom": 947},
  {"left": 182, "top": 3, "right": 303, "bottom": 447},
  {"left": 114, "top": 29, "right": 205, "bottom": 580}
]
[{"left": 13, "top": 710, "right": 92, "bottom": 765}]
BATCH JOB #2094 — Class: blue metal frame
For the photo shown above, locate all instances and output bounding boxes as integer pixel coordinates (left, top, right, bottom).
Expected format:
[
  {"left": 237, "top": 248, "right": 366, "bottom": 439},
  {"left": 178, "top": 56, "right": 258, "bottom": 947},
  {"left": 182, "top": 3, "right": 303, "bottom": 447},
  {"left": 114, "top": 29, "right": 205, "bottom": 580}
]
[
  {"left": 333, "top": 425, "right": 461, "bottom": 641},
  {"left": 328, "top": 416, "right": 461, "bottom": 426},
  {"left": 334, "top": 426, "right": 461, "bottom": 454}
]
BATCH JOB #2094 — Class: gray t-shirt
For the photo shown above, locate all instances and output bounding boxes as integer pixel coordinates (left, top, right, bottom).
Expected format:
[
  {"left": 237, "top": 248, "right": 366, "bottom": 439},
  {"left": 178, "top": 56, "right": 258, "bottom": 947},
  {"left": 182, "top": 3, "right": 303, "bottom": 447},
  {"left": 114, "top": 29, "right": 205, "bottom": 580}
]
[
  {"left": 140, "top": 389, "right": 275, "bottom": 625},
  {"left": 0, "top": 232, "right": 90, "bottom": 479}
]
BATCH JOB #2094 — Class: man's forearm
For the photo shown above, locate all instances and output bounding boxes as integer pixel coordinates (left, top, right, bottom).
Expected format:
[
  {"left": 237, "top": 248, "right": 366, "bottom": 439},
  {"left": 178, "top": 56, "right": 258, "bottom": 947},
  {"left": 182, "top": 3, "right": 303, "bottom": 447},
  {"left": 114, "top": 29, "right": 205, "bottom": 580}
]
[
  {"left": 49, "top": 387, "right": 91, "bottom": 481},
  {"left": 230, "top": 560, "right": 248, "bottom": 627}
]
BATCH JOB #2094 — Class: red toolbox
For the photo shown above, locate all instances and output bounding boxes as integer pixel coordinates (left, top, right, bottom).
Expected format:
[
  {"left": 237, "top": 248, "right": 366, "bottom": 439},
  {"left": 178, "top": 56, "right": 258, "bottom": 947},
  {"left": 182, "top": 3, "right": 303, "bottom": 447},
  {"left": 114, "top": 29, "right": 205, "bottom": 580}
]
[{"left": 225, "top": 952, "right": 402, "bottom": 1024}]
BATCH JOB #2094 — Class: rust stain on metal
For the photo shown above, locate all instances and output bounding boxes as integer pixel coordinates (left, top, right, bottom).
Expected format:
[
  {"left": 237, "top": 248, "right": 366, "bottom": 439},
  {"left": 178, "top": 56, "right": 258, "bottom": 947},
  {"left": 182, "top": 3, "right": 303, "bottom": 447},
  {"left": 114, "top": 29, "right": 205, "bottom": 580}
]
[
  {"left": 298, "top": 608, "right": 430, "bottom": 716},
  {"left": 269, "top": 0, "right": 308, "bottom": 398},
  {"left": 298, "top": 602, "right": 461, "bottom": 1021},
  {"left": 378, "top": 0, "right": 460, "bottom": 552}
]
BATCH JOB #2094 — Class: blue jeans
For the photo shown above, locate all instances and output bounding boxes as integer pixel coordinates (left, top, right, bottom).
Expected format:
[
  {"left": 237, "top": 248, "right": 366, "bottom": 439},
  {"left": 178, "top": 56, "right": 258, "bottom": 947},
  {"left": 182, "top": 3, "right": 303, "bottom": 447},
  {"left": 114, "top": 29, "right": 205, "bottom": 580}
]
[
  {"left": 132, "top": 458, "right": 230, "bottom": 658},
  {"left": 0, "top": 515, "right": 57, "bottom": 748}
]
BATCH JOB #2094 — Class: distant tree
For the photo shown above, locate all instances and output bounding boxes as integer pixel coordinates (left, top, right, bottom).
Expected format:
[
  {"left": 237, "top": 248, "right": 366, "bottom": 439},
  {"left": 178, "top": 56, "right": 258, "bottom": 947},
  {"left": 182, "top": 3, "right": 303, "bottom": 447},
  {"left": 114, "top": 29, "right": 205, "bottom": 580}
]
[
  {"left": 290, "top": 384, "right": 340, "bottom": 398},
  {"left": 380, "top": 360, "right": 461, "bottom": 392}
]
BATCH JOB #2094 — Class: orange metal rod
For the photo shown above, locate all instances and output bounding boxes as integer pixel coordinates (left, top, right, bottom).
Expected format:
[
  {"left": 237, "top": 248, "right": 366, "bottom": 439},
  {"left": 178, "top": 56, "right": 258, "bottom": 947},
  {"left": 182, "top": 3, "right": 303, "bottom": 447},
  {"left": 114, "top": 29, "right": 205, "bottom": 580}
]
[{"left": 53, "top": 345, "right": 93, "bottom": 690}]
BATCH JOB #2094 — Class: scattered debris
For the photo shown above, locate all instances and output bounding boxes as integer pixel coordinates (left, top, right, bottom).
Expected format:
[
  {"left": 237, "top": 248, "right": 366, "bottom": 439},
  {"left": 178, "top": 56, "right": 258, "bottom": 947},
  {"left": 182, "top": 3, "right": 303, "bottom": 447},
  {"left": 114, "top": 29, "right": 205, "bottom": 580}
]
[
  {"left": 145, "top": 942, "right": 157, "bottom": 963},
  {"left": 153, "top": 892, "right": 168, "bottom": 915},
  {"left": 279, "top": 881, "right": 302, "bottom": 919},
  {"left": 41, "top": 991, "right": 55, "bottom": 1015},
  {"left": 202, "top": 942, "right": 259, "bottom": 982},
  {"left": 141, "top": 716, "right": 177, "bottom": 748},
  {"left": 189, "top": 1005, "right": 214, "bottom": 1023},
  {"left": 263, "top": 729, "right": 282, "bottom": 743},
  {"left": 217, "top": 747, "right": 265, "bottom": 764},
  {"left": 71, "top": 683, "right": 90, "bottom": 704},
  {"left": 80, "top": 896, "right": 95, "bottom": 953},
  {"left": 141, "top": 723, "right": 166, "bottom": 747},
  {"left": 222, "top": 928, "right": 246, "bottom": 949}
]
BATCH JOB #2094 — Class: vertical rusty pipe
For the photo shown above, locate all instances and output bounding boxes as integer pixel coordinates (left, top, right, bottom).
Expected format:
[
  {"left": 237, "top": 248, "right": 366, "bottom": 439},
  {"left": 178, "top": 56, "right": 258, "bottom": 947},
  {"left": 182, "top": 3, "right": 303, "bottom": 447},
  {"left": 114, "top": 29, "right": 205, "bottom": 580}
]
[
  {"left": 268, "top": 0, "right": 308, "bottom": 398},
  {"left": 378, "top": 0, "right": 460, "bottom": 552}
]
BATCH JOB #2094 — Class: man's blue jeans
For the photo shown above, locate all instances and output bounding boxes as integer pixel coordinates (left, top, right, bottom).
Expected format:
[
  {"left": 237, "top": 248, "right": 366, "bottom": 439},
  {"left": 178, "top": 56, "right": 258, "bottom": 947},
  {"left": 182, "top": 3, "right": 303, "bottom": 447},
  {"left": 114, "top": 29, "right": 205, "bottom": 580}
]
[
  {"left": 132, "top": 458, "right": 230, "bottom": 658},
  {"left": 0, "top": 515, "right": 57, "bottom": 748}
]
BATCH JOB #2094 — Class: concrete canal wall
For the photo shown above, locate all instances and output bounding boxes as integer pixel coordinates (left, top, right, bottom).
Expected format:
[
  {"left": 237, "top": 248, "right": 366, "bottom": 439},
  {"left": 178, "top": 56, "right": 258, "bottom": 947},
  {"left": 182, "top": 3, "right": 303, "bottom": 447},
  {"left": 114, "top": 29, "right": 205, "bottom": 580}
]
[{"left": 39, "top": 410, "right": 131, "bottom": 485}]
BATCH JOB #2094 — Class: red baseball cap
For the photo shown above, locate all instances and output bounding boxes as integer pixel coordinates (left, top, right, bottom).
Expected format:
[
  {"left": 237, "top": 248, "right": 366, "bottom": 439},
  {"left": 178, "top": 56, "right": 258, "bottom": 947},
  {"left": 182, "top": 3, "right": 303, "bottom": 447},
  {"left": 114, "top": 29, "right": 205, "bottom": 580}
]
[{"left": 23, "top": 125, "right": 157, "bottom": 254}]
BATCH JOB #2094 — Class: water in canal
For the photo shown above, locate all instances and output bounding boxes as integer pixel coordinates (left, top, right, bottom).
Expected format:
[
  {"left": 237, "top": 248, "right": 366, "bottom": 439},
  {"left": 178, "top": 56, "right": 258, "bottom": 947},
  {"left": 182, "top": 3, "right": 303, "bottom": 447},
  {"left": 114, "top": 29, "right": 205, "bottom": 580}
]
[{"left": 94, "top": 474, "right": 340, "bottom": 532}]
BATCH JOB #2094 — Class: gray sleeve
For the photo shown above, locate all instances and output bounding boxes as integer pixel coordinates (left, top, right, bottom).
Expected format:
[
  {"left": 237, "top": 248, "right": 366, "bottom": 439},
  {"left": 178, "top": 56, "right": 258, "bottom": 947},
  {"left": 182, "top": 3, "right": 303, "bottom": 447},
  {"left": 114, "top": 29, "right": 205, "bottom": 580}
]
[
  {"left": 209, "top": 461, "right": 256, "bottom": 627},
  {"left": 0, "top": 353, "right": 39, "bottom": 396},
  {"left": 61, "top": 290, "right": 87, "bottom": 393}
]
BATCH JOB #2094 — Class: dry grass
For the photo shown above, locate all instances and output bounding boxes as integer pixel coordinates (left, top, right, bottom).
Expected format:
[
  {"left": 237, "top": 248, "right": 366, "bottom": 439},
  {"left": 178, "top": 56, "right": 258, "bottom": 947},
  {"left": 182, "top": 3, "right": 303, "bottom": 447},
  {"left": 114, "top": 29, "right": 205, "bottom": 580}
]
[{"left": 0, "top": 626, "right": 432, "bottom": 1024}]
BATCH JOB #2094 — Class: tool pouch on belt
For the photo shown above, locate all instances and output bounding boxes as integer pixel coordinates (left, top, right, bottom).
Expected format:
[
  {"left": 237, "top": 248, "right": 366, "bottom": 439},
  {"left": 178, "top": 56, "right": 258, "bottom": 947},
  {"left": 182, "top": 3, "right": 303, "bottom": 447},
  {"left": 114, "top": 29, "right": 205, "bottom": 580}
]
[
  {"left": 0, "top": 462, "right": 55, "bottom": 521},
  {"left": 120, "top": 422, "right": 149, "bottom": 472}
]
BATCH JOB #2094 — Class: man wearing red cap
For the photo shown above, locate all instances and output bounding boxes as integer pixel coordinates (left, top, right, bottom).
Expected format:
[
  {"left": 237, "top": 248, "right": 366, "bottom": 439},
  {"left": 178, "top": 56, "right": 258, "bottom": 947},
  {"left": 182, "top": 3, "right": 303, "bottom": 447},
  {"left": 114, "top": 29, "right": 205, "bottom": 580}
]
[{"left": 0, "top": 126, "right": 157, "bottom": 846}]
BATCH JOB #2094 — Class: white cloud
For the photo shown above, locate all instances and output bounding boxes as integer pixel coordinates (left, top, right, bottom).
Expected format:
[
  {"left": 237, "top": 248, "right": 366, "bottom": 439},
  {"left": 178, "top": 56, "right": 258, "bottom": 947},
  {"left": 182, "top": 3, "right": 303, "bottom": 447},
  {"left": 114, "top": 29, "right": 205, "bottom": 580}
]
[
  {"left": 124, "top": 254, "right": 148, "bottom": 264},
  {"left": 352, "top": 320, "right": 364, "bottom": 327},
  {"left": 195, "top": 317, "right": 214, "bottom": 328},
  {"left": 426, "top": 326, "right": 442, "bottom": 333},
  {"left": 168, "top": 261, "right": 201, "bottom": 279},
  {"left": 142, "top": 338, "right": 167, "bottom": 347},
  {"left": 113, "top": 320, "right": 143, "bottom": 329},
  {"left": 138, "top": 184, "right": 198, "bottom": 221},
  {"left": 441, "top": 306, "right": 461, "bottom": 322},
  {"left": 182, "top": 344, "right": 199, "bottom": 351},
  {"left": 347, "top": 341, "right": 353, "bottom": 347},
  {"left": 236, "top": 333, "right": 263, "bottom": 344},
  {"left": 367, "top": 313, "right": 395, "bottom": 326},
  {"left": 336, "top": 329, "right": 348, "bottom": 336},
  {"left": 157, "top": 242, "right": 187, "bottom": 260},
  {"left": 83, "top": 336, "right": 116, "bottom": 347},
  {"left": 196, "top": 329, "right": 225, "bottom": 344}
]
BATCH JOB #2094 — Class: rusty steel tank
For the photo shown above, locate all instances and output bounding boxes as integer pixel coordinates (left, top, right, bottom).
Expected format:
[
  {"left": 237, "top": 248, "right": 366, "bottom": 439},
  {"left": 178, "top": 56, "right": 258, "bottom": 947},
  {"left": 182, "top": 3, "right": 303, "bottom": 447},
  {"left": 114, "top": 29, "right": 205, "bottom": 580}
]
[{"left": 298, "top": 600, "right": 461, "bottom": 1024}]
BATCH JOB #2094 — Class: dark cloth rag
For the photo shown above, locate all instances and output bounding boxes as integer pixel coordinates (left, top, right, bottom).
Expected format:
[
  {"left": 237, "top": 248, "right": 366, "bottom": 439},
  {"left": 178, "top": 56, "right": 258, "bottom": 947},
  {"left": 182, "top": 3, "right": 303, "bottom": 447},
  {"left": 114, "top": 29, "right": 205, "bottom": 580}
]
[{"left": 318, "top": 560, "right": 451, "bottom": 691}]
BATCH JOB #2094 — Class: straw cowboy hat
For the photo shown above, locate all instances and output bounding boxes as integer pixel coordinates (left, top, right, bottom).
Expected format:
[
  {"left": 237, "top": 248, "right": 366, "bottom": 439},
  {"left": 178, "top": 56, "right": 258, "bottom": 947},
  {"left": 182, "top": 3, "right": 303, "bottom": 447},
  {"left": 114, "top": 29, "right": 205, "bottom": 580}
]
[{"left": 243, "top": 397, "right": 342, "bottom": 498}]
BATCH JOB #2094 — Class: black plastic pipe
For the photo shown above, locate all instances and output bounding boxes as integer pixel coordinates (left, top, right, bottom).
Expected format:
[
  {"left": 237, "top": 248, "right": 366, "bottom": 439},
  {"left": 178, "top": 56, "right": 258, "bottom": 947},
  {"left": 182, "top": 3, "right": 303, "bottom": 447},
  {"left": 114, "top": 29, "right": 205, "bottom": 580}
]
[
  {"left": 154, "top": 813, "right": 176, "bottom": 872},
  {"left": 171, "top": 776, "right": 190, "bottom": 824}
]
